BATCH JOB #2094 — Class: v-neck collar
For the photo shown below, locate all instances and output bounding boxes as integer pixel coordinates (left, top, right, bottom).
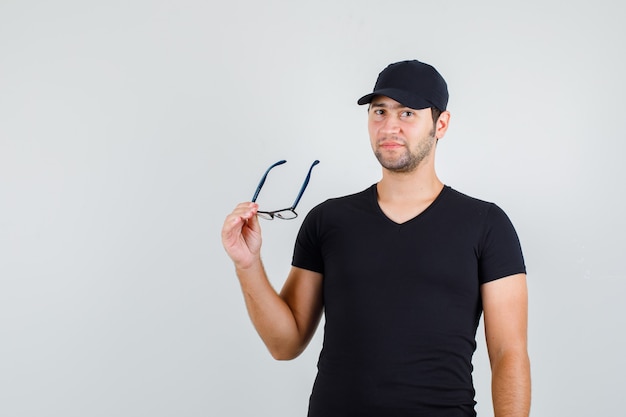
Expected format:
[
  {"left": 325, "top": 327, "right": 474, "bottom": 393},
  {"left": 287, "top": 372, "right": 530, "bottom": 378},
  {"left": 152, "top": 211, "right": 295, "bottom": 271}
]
[{"left": 369, "top": 183, "right": 449, "bottom": 226}]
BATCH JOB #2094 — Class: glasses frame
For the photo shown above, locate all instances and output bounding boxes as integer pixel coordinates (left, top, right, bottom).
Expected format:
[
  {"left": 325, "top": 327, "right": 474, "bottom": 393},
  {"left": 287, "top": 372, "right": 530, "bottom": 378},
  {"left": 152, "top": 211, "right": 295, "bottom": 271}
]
[{"left": 251, "top": 159, "right": 320, "bottom": 220}]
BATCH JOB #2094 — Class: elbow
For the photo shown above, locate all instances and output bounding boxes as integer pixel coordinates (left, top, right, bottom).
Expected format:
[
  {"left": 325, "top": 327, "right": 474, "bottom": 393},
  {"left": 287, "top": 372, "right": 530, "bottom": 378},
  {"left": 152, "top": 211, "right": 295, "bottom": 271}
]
[
  {"left": 490, "top": 346, "right": 530, "bottom": 371},
  {"left": 269, "top": 349, "right": 301, "bottom": 361},
  {"left": 271, "top": 352, "right": 298, "bottom": 361},
  {"left": 267, "top": 344, "right": 304, "bottom": 361}
]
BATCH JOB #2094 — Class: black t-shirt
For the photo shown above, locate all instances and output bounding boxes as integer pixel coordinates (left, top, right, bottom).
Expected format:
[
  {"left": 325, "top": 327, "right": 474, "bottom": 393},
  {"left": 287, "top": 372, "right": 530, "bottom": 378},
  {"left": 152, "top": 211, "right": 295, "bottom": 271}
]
[{"left": 292, "top": 185, "right": 526, "bottom": 417}]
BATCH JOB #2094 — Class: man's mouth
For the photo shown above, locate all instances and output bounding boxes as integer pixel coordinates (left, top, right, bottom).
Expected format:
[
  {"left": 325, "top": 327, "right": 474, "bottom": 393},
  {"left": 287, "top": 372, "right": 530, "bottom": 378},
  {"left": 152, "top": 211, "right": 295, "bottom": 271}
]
[{"left": 379, "top": 141, "right": 404, "bottom": 149}]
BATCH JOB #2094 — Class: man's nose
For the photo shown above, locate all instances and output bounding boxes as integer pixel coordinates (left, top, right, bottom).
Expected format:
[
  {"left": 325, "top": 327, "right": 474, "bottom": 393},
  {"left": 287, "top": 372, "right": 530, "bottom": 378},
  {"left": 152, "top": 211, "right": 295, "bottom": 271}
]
[{"left": 380, "top": 115, "right": 400, "bottom": 134}]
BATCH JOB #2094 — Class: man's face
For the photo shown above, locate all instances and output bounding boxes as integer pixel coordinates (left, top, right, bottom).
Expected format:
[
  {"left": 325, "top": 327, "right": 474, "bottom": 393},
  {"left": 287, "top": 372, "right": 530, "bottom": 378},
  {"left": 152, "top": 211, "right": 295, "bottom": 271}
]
[{"left": 368, "top": 96, "right": 437, "bottom": 173}]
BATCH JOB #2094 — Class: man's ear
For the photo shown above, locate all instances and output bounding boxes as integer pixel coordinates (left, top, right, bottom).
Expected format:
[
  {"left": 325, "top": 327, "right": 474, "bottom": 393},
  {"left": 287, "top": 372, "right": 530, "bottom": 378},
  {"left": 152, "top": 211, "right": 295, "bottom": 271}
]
[{"left": 435, "top": 110, "right": 451, "bottom": 140}]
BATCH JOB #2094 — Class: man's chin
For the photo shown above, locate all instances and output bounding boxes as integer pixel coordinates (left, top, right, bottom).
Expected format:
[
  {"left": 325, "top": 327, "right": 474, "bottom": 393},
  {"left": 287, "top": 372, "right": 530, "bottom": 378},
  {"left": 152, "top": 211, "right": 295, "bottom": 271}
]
[{"left": 378, "top": 158, "right": 415, "bottom": 173}]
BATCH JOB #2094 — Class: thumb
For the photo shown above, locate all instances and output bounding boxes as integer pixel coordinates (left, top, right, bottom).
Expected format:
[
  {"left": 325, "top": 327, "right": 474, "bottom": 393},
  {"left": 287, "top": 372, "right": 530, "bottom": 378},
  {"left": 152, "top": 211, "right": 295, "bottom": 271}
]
[{"left": 246, "top": 205, "right": 261, "bottom": 233}]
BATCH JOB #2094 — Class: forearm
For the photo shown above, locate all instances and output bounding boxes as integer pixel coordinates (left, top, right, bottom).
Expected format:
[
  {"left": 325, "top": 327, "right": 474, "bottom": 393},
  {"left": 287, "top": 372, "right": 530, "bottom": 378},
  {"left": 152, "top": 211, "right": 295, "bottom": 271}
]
[
  {"left": 491, "top": 350, "right": 531, "bottom": 417},
  {"left": 236, "top": 260, "right": 303, "bottom": 360}
]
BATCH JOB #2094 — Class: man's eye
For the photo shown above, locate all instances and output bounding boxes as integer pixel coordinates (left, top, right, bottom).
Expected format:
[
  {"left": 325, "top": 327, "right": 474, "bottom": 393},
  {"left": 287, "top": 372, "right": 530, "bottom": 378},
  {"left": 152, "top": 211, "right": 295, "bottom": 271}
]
[
  {"left": 401, "top": 111, "right": 413, "bottom": 117},
  {"left": 374, "top": 109, "right": 384, "bottom": 115}
]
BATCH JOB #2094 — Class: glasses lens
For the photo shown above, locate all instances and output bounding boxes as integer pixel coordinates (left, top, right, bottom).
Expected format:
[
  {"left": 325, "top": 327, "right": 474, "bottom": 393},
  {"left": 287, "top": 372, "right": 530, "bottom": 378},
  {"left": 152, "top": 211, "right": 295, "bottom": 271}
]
[
  {"left": 257, "top": 211, "right": 274, "bottom": 220},
  {"left": 274, "top": 210, "right": 297, "bottom": 220}
]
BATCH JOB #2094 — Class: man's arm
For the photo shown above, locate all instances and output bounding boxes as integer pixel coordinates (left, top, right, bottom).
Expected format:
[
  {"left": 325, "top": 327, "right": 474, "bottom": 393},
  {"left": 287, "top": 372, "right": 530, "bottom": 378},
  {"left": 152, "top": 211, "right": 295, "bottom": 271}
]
[
  {"left": 481, "top": 273, "right": 531, "bottom": 417},
  {"left": 222, "top": 202, "right": 323, "bottom": 360}
]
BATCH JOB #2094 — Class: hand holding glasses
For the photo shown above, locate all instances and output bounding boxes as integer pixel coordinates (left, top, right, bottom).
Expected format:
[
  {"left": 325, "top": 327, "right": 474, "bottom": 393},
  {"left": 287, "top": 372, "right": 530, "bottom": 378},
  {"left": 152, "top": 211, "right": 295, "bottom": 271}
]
[{"left": 251, "top": 160, "right": 320, "bottom": 220}]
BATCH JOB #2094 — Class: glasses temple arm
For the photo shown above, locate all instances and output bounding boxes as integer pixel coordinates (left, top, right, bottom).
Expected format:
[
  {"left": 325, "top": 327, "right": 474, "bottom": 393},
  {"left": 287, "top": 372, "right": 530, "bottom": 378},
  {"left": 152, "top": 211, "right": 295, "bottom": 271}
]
[
  {"left": 251, "top": 160, "right": 287, "bottom": 202},
  {"left": 290, "top": 160, "right": 320, "bottom": 209}
]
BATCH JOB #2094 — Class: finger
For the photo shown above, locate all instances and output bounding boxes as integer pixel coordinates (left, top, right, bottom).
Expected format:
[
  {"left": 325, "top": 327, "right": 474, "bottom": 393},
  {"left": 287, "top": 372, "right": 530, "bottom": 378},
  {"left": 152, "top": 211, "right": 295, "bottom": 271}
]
[
  {"left": 246, "top": 205, "right": 261, "bottom": 231},
  {"left": 239, "top": 202, "right": 259, "bottom": 221},
  {"left": 226, "top": 202, "right": 257, "bottom": 222},
  {"left": 222, "top": 203, "right": 258, "bottom": 237}
]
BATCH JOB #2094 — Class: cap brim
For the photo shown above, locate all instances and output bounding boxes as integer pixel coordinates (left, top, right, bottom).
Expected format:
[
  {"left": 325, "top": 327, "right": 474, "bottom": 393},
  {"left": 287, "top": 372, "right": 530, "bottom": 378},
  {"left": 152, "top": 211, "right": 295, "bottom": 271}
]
[{"left": 357, "top": 88, "right": 432, "bottom": 110}]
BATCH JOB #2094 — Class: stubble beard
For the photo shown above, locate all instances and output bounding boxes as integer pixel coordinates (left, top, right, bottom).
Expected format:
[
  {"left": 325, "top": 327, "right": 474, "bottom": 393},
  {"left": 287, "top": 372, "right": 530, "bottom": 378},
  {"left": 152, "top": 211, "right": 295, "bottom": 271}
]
[{"left": 375, "top": 127, "right": 437, "bottom": 173}]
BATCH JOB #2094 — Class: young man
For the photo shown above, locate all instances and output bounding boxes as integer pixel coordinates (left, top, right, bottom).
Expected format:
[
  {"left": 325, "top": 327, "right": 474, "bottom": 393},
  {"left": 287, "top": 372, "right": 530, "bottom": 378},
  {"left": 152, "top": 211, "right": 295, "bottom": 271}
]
[{"left": 222, "top": 60, "right": 530, "bottom": 417}]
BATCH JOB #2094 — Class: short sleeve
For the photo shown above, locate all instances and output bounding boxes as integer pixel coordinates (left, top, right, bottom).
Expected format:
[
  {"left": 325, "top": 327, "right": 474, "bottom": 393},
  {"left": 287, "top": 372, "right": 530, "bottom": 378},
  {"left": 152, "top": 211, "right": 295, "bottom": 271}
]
[
  {"left": 292, "top": 205, "right": 325, "bottom": 274},
  {"left": 477, "top": 204, "right": 526, "bottom": 284}
]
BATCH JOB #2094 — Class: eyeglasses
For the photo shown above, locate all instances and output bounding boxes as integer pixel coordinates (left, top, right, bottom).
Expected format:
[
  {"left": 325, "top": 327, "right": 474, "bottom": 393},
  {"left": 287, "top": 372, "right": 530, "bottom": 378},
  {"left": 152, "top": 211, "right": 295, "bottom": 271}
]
[{"left": 251, "top": 159, "right": 320, "bottom": 220}]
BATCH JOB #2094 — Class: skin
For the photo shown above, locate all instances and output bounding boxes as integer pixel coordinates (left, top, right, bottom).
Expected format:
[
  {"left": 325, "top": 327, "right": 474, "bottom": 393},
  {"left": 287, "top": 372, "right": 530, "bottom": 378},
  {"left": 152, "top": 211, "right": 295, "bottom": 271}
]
[
  {"left": 221, "top": 204, "right": 323, "bottom": 360},
  {"left": 369, "top": 98, "right": 437, "bottom": 174},
  {"left": 221, "top": 95, "right": 530, "bottom": 416}
]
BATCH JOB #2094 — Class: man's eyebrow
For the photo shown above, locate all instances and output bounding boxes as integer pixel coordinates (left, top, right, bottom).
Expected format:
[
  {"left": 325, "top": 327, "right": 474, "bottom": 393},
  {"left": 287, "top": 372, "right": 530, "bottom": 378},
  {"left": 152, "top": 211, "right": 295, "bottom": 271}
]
[
  {"left": 370, "top": 101, "right": 413, "bottom": 110},
  {"left": 370, "top": 101, "right": 408, "bottom": 109}
]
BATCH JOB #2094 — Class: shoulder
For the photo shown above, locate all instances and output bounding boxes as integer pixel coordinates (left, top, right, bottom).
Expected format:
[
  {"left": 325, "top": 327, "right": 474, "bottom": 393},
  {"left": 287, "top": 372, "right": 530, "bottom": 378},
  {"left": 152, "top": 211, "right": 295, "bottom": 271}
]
[
  {"left": 442, "top": 186, "right": 510, "bottom": 219},
  {"left": 298, "top": 185, "right": 378, "bottom": 235},
  {"left": 442, "top": 186, "right": 492, "bottom": 208},
  {"left": 308, "top": 185, "right": 376, "bottom": 215},
  {"left": 437, "top": 186, "right": 499, "bottom": 223},
  {"left": 438, "top": 187, "right": 521, "bottom": 247}
]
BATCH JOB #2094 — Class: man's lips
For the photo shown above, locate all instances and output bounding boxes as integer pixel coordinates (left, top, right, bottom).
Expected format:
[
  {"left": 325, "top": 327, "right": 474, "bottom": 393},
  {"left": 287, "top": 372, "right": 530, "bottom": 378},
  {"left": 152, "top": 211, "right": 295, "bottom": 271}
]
[{"left": 378, "top": 141, "right": 405, "bottom": 149}]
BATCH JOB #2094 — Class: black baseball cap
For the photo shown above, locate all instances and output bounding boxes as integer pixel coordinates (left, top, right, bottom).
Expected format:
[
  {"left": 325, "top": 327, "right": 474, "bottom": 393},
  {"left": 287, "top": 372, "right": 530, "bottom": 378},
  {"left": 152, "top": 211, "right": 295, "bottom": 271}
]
[{"left": 357, "top": 60, "right": 448, "bottom": 111}]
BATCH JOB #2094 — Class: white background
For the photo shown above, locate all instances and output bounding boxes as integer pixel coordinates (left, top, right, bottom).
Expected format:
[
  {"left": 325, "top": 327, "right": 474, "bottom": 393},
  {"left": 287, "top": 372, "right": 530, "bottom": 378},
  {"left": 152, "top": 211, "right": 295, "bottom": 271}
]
[{"left": 1, "top": 1, "right": 625, "bottom": 416}]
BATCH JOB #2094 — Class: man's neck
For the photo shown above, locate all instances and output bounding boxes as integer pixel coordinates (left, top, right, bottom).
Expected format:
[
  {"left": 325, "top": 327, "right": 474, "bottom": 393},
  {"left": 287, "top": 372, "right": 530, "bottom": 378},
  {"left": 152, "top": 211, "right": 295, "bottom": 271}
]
[
  {"left": 377, "top": 165, "right": 443, "bottom": 202},
  {"left": 375, "top": 166, "right": 444, "bottom": 223}
]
